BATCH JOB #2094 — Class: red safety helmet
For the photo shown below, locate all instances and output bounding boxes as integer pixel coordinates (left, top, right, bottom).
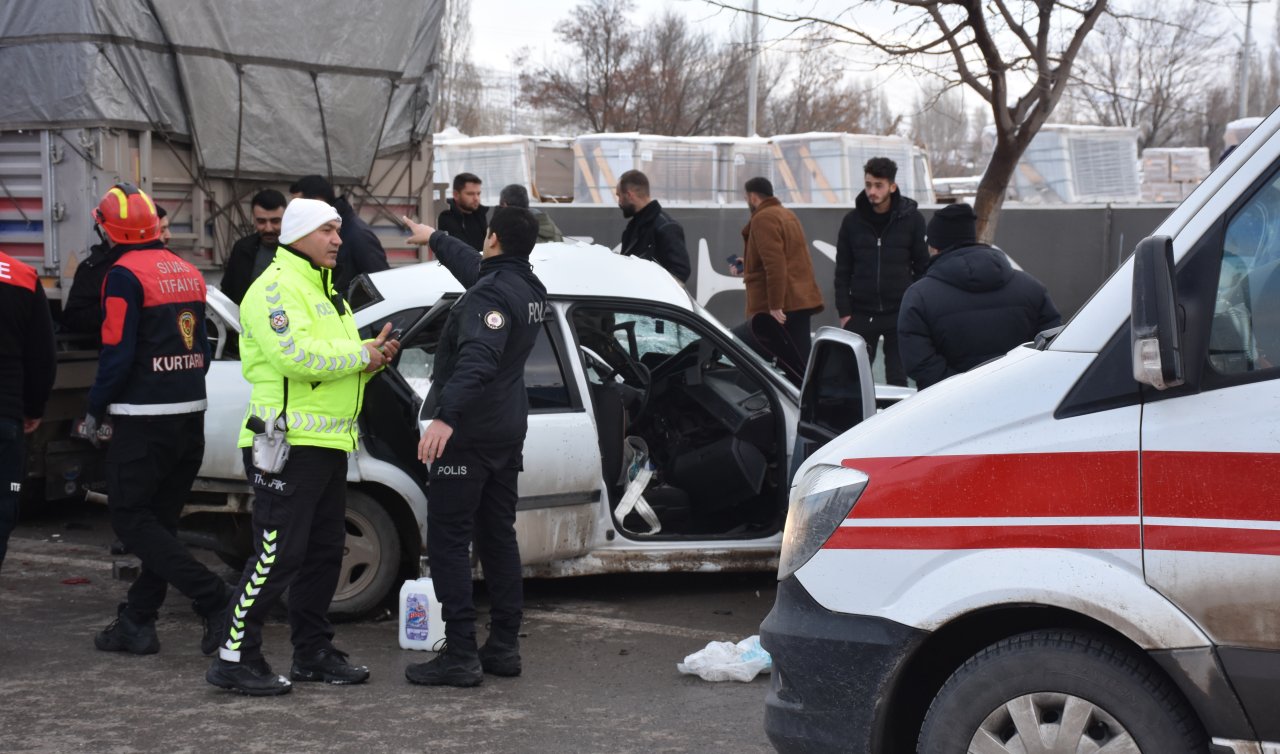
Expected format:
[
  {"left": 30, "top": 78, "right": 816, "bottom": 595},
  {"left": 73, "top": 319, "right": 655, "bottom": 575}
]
[{"left": 93, "top": 183, "right": 160, "bottom": 245}]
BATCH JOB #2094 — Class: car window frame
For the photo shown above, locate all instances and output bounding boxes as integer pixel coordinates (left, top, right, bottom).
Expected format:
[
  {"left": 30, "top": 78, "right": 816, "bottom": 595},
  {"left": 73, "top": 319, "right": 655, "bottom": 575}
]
[{"left": 1199, "top": 158, "right": 1280, "bottom": 392}]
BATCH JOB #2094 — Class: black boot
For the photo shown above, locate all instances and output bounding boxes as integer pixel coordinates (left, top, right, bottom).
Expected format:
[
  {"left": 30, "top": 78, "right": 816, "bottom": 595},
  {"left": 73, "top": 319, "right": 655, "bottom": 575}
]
[
  {"left": 206, "top": 657, "right": 292, "bottom": 696},
  {"left": 479, "top": 625, "right": 521, "bottom": 677},
  {"left": 95, "top": 606, "right": 160, "bottom": 655},
  {"left": 291, "top": 647, "right": 370, "bottom": 685},
  {"left": 405, "top": 642, "right": 483, "bottom": 687}
]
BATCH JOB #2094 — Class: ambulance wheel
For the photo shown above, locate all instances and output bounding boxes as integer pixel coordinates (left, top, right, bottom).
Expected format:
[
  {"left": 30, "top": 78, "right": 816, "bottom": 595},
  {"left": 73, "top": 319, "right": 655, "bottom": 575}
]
[
  {"left": 917, "top": 629, "right": 1205, "bottom": 754},
  {"left": 328, "top": 490, "right": 400, "bottom": 617}
]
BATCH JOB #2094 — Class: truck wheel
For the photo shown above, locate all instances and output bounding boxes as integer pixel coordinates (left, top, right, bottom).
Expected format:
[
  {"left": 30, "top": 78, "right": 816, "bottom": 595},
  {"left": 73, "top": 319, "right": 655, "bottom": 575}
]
[
  {"left": 917, "top": 630, "right": 1205, "bottom": 754},
  {"left": 329, "top": 490, "right": 400, "bottom": 617}
]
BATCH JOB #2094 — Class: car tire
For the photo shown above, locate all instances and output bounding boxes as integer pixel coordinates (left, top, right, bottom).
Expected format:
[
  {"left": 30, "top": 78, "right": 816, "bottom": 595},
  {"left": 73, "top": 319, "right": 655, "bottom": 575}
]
[
  {"left": 917, "top": 629, "right": 1206, "bottom": 754},
  {"left": 329, "top": 490, "right": 401, "bottom": 617},
  {"left": 280, "top": 489, "right": 402, "bottom": 618}
]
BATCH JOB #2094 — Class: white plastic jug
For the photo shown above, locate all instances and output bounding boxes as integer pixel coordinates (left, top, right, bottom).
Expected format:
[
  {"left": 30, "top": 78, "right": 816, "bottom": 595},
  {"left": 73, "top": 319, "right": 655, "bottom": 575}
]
[{"left": 398, "top": 577, "right": 445, "bottom": 651}]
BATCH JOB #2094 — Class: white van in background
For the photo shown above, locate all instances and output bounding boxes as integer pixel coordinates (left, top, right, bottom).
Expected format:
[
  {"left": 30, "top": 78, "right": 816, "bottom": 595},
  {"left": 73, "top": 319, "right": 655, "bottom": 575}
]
[{"left": 765, "top": 106, "right": 1280, "bottom": 752}]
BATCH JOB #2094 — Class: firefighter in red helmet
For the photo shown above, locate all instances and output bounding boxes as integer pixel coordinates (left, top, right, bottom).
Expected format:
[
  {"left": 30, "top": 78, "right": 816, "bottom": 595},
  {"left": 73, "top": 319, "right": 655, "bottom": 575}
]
[{"left": 80, "top": 183, "right": 233, "bottom": 658}]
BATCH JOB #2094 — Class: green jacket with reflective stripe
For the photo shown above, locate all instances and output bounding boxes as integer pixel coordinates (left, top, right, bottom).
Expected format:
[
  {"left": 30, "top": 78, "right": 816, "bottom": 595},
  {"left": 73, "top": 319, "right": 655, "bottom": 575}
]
[{"left": 237, "top": 246, "right": 374, "bottom": 451}]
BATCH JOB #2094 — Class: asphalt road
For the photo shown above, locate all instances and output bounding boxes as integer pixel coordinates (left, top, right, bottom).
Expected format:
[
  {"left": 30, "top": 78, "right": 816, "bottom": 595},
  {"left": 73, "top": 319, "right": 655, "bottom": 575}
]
[{"left": 0, "top": 502, "right": 779, "bottom": 753}]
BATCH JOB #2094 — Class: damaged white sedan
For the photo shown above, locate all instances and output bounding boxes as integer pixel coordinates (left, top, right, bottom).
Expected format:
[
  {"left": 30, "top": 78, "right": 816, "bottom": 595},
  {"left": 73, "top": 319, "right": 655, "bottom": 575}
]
[{"left": 191, "top": 242, "right": 888, "bottom": 615}]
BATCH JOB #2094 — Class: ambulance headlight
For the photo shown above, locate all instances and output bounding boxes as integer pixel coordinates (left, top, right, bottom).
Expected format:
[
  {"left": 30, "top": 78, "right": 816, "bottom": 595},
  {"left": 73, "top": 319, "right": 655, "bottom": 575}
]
[{"left": 778, "top": 464, "right": 868, "bottom": 581}]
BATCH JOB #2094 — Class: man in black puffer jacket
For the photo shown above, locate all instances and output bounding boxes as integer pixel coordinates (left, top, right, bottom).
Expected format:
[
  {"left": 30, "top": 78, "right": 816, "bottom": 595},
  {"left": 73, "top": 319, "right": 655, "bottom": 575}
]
[
  {"left": 898, "top": 203, "right": 1061, "bottom": 389},
  {"left": 834, "top": 157, "right": 929, "bottom": 386}
]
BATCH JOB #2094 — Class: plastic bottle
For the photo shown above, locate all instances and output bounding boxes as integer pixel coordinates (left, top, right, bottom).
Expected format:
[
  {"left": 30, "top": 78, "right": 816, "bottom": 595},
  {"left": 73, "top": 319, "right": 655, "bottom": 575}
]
[{"left": 398, "top": 577, "right": 445, "bottom": 651}]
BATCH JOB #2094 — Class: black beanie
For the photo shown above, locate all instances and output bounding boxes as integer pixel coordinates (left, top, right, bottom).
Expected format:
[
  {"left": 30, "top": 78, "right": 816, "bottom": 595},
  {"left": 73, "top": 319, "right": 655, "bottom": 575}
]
[{"left": 926, "top": 203, "right": 978, "bottom": 252}]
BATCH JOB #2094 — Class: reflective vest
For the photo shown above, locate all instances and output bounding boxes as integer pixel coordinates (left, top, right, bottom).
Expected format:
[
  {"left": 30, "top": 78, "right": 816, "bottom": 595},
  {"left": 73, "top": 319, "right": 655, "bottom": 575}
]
[
  {"left": 237, "top": 246, "right": 373, "bottom": 451},
  {"left": 89, "top": 246, "right": 210, "bottom": 418}
]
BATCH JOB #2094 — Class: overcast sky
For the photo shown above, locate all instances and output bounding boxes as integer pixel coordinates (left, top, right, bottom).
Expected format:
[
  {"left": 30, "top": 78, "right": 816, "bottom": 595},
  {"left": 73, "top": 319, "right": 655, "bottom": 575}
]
[
  {"left": 471, "top": 0, "right": 1276, "bottom": 69},
  {"left": 469, "top": 0, "right": 1277, "bottom": 116}
]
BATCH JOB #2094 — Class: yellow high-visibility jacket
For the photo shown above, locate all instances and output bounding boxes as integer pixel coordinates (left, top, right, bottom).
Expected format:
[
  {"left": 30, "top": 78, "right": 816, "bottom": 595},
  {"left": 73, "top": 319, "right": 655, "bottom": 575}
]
[{"left": 237, "top": 246, "right": 375, "bottom": 451}]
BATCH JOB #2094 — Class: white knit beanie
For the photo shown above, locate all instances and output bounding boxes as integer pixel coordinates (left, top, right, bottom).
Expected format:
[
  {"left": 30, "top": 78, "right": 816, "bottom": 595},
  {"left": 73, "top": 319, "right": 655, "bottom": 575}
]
[{"left": 280, "top": 197, "right": 341, "bottom": 244}]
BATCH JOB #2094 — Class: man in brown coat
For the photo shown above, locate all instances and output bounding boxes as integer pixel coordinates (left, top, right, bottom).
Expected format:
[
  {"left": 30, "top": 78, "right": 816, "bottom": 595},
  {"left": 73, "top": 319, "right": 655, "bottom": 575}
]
[{"left": 737, "top": 177, "right": 824, "bottom": 359}]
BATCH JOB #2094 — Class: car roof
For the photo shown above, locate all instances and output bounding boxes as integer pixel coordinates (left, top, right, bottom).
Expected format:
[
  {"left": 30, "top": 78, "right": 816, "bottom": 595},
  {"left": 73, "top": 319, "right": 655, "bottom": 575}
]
[{"left": 361, "top": 242, "right": 695, "bottom": 320}]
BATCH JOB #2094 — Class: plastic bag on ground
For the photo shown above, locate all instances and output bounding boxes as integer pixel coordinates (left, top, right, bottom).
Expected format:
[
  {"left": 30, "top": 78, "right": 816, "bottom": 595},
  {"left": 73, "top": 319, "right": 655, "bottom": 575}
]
[{"left": 676, "top": 635, "right": 772, "bottom": 682}]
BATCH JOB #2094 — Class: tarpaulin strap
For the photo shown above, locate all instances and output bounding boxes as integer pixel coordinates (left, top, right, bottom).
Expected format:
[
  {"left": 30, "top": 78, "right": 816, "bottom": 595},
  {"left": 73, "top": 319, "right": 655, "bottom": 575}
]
[
  {"left": 365, "top": 79, "right": 397, "bottom": 180},
  {"left": 232, "top": 63, "right": 245, "bottom": 223},
  {"left": 311, "top": 72, "right": 334, "bottom": 186},
  {"left": 613, "top": 436, "right": 661, "bottom": 536}
]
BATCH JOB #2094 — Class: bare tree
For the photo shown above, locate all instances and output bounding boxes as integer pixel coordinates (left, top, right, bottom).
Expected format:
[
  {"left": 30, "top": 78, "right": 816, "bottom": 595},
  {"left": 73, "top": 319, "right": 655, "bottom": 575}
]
[
  {"left": 1070, "top": 1, "right": 1225, "bottom": 149},
  {"left": 521, "top": 1, "right": 785, "bottom": 136},
  {"left": 520, "top": 0, "right": 637, "bottom": 133},
  {"left": 627, "top": 11, "right": 757, "bottom": 135},
  {"left": 436, "top": 0, "right": 483, "bottom": 133},
  {"left": 705, "top": 0, "right": 1108, "bottom": 242},
  {"left": 912, "top": 83, "right": 972, "bottom": 177},
  {"left": 1239, "top": 7, "right": 1280, "bottom": 120},
  {"left": 763, "top": 42, "right": 899, "bottom": 136}
]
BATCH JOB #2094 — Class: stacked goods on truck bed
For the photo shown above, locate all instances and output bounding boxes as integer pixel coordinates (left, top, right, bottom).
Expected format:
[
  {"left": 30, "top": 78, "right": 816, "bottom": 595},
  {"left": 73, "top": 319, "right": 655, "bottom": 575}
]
[
  {"left": 433, "top": 133, "right": 575, "bottom": 204},
  {"left": 769, "top": 133, "right": 934, "bottom": 205},
  {"left": 984, "top": 124, "right": 1140, "bottom": 204},
  {"left": 572, "top": 134, "right": 779, "bottom": 205},
  {"left": 1141, "top": 148, "right": 1211, "bottom": 202}
]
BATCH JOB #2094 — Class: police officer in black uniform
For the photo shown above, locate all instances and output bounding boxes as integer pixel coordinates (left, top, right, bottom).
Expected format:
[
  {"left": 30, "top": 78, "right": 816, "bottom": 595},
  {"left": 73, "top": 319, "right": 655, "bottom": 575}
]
[{"left": 399, "top": 207, "right": 547, "bottom": 687}]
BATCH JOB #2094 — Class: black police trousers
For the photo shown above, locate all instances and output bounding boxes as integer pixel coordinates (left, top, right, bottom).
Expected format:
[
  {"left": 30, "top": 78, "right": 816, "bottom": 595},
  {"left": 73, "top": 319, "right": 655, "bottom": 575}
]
[
  {"left": 0, "top": 418, "right": 21, "bottom": 571},
  {"left": 106, "top": 413, "right": 227, "bottom": 623},
  {"left": 427, "top": 442, "right": 524, "bottom": 649},
  {"left": 220, "top": 446, "right": 346, "bottom": 663}
]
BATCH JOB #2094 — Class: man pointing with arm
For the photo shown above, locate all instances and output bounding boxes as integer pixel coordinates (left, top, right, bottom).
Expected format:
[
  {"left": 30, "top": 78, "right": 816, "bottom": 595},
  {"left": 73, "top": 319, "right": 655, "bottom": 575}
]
[{"left": 400, "top": 207, "right": 547, "bottom": 688}]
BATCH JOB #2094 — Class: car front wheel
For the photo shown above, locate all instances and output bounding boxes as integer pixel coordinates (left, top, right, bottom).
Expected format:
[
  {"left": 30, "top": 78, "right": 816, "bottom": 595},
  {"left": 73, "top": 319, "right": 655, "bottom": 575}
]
[
  {"left": 328, "top": 489, "right": 401, "bottom": 617},
  {"left": 917, "top": 629, "right": 1206, "bottom": 754}
]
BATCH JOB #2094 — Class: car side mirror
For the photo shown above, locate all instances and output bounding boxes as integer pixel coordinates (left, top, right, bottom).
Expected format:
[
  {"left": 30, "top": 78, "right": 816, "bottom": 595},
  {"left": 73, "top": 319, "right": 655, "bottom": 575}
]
[
  {"left": 1131, "top": 235, "right": 1185, "bottom": 390},
  {"left": 792, "top": 327, "right": 876, "bottom": 479}
]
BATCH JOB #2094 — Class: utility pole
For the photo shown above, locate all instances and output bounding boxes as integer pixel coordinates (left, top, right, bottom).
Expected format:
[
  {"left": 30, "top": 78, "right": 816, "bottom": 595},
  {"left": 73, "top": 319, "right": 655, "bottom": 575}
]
[
  {"left": 746, "top": 0, "right": 759, "bottom": 136},
  {"left": 1238, "top": 0, "right": 1257, "bottom": 118}
]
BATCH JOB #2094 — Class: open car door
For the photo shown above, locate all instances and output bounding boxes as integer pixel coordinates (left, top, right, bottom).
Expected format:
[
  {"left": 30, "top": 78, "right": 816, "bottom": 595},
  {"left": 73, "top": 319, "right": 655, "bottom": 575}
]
[
  {"left": 792, "top": 326, "right": 876, "bottom": 478},
  {"left": 365, "top": 297, "right": 602, "bottom": 566}
]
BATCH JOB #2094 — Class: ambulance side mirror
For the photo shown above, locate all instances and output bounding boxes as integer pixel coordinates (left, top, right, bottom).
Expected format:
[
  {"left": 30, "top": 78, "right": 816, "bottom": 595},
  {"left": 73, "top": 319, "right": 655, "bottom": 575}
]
[
  {"left": 1131, "top": 235, "right": 1185, "bottom": 390},
  {"left": 792, "top": 327, "right": 875, "bottom": 478}
]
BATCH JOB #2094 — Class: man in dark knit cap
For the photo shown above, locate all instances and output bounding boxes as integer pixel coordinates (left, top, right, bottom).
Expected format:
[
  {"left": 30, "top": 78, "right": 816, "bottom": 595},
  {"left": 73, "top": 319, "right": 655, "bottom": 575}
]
[{"left": 897, "top": 203, "right": 1062, "bottom": 389}]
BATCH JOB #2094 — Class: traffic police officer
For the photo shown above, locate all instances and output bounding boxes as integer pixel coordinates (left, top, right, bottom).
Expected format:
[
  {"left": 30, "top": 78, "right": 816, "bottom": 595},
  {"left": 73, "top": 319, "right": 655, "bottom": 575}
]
[
  {"left": 0, "top": 249, "right": 56, "bottom": 571},
  {"left": 84, "top": 184, "right": 232, "bottom": 656},
  {"left": 401, "top": 207, "right": 547, "bottom": 687},
  {"left": 206, "top": 198, "right": 399, "bottom": 696}
]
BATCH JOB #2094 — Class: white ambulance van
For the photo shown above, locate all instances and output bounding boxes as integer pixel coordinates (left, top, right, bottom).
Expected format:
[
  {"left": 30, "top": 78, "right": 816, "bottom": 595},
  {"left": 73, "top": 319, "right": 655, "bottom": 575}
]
[{"left": 765, "top": 109, "right": 1280, "bottom": 753}]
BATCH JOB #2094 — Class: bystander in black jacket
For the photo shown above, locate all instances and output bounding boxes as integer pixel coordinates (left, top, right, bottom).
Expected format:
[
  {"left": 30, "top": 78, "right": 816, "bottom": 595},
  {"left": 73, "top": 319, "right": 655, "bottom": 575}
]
[
  {"left": 0, "top": 251, "right": 56, "bottom": 423},
  {"left": 422, "top": 231, "right": 548, "bottom": 448},
  {"left": 220, "top": 232, "right": 275, "bottom": 306},
  {"left": 60, "top": 242, "right": 121, "bottom": 342},
  {"left": 333, "top": 196, "right": 389, "bottom": 298},
  {"left": 898, "top": 243, "right": 1061, "bottom": 389},
  {"left": 437, "top": 199, "right": 489, "bottom": 252},
  {"left": 620, "top": 200, "right": 690, "bottom": 282},
  {"left": 834, "top": 192, "right": 929, "bottom": 316}
]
